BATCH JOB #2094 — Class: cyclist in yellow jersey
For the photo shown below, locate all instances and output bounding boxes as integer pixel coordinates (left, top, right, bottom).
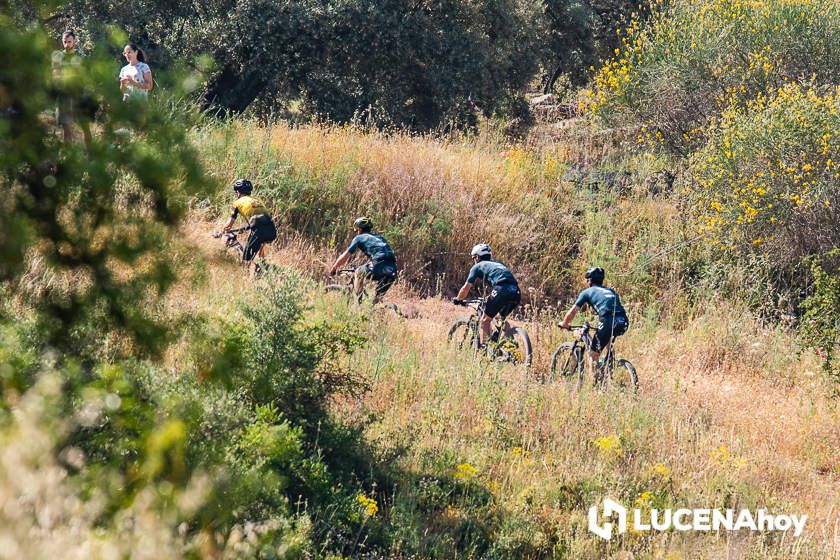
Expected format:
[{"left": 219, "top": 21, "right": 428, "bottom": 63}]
[{"left": 220, "top": 179, "right": 277, "bottom": 271}]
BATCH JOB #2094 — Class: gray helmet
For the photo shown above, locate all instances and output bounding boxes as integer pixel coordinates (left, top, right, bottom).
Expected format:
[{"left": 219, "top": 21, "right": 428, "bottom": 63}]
[{"left": 470, "top": 243, "right": 492, "bottom": 258}]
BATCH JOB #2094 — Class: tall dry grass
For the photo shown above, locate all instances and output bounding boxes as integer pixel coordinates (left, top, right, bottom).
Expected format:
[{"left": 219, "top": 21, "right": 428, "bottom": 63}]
[
  {"left": 154, "top": 248, "right": 840, "bottom": 558},
  {"left": 193, "top": 121, "right": 686, "bottom": 307}
]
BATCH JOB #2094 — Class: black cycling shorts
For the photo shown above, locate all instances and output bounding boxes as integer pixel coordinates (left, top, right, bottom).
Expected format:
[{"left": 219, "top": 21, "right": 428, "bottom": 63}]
[
  {"left": 356, "top": 260, "right": 398, "bottom": 296},
  {"left": 593, "top": 315, "right": 629, "bottom": 352},
  {"left": 484, "top": 284, "right": 521, "bottom": 319},
  {"left": 243, "top": 215, "right": 277, "bottom": 261}
]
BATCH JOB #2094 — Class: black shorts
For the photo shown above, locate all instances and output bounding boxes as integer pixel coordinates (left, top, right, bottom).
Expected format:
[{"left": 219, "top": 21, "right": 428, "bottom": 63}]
[
  {"left": 593, "top": 315, "right": 629, "bottom": 352},
  {"left": 357, "top": 260, "right": 398, "bottom": 296},
  {"left": 243, "top": 215, "right": 277, "bottom": 261},
  {"left": 484, "top": 284, "right": 521, "bottom": 319}
]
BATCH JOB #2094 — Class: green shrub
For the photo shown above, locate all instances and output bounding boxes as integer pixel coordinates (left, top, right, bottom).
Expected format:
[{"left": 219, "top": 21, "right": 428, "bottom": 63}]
[
  {"left": 688, "top": 83, "right": 840, "bottom": 269},
  {"left": 583, "top": 0, "right": 840, "bottom": 152},
  {"left": 800, "top": 249, "right": 840, "bottom": 382}
]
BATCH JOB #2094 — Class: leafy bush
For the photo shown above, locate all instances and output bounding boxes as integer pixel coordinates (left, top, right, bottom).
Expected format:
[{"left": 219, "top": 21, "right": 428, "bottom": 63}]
[
  {"left": 688, "top": 83, "right": 840, "bottom": 263},
  {"left": 800, "top": 249, "right": 840, "bottom": 382},
  {"left": 583, "top": 0, "right": 840, "bottom": 152}
]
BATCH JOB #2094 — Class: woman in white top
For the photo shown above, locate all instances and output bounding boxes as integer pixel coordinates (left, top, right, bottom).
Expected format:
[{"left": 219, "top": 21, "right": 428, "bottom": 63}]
[{"left": 119, "top": 43, "right": 153, "bottom": 100}]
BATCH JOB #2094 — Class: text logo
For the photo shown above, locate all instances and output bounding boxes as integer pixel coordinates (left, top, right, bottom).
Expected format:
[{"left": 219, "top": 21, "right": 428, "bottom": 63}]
[{"left": 588, "top": 498, "right": 807, "bottom": 541}]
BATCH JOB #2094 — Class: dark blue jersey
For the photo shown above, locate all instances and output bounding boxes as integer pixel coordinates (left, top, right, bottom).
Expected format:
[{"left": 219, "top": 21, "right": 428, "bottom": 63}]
[
  {"left": 466, "top": 260, "right": 518, "bottom": 289},
  {"left": 575, "top": 285, "right": 626, "bottom": 319},
  {"left": 347, "top": 233, "right": 396, "bottom": 264}
]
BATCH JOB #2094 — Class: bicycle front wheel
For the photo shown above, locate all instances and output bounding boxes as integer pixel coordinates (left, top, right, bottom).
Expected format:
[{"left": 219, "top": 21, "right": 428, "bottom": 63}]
[
  {"left": 448, "top": 319, "right": 478, "bottom": 352},
  {"left": 324, "top": 283, "right": 351, "bottom": 294},
  {"left": 549, "top": 342, "right": 583, "bottom": 385}
]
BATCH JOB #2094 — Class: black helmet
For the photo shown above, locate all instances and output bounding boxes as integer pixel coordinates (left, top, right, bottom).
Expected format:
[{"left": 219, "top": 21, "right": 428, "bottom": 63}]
[
  {"left": 232, "top": 178, "right": 253, "bottom": 194},
  {"left": 353, "top": 216, "right": 373, "bottom": 231},
  {"left": 585, "top": 266, "right": 605, "bottom": 284}
]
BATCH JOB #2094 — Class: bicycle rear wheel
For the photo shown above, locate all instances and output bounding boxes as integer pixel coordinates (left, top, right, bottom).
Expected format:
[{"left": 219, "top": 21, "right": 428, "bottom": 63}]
[
  {"left": 448, "top": 319, "right": 478, "bottom": 352},
  {"left": 494, "top": 327, "right": 532, "bottom": 366},
  {"left": 609, "top": 359, "right": 638, "bottom": 392}
]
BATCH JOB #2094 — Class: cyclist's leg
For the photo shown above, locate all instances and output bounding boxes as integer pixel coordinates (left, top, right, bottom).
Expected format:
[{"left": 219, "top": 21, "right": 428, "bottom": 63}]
[
  {"left": 370, "top": 262, "right": 397, "bottom": 304},
  {"left": 242, "top": 231, "right": 264, "bottom": 275},
  {"left": 483, "top": 286, "right": 517, "bottom": 344},
  {"left": 353, "top": 264, "right": 371, "bottom": 300}
]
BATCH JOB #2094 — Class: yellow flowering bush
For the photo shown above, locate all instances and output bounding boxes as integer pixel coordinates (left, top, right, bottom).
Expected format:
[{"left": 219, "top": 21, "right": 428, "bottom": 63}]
[
  {"left": 582, "top": 0, "right": 840, "bottom": 152},
  {"left": 593, "top": 434, "right": 624, "bottom": 460},
  {"left": 357, "top": 494, "right": 379, "bottom": 517},
  {"left": 453, "top": 462, "right": 479, "bottom": 481},
  {"left": 689, "top": 83, "right": 840, "bottom": 263}
]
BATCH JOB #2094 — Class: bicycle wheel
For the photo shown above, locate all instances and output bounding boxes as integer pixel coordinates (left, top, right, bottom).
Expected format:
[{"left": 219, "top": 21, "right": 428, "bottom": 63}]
[
  {"left": 609, "top": 359, "right": 639, "bottom": 392},
  {"left": 493, "top": 327, "right": 532, "bottom": 366},
  {"left": 549, "top": 342, "right": 584, "bottom": 384},
  {"left": 549, "top": 342, "right": 579, "bottom": 382},
  {"left": 324, "top": 283, "right": 351, "bottom": 294},
  {"left": 381, "top": 302, "right": 403, "bottom": 317},
  {"left": 448, "top": 319, "right": 478, "bottom": 352}
]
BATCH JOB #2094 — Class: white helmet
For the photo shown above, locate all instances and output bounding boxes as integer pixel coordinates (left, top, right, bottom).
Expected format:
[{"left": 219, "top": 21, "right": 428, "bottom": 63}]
[{"left": 470, "top": 243, "right": 492, "bottom": 258}]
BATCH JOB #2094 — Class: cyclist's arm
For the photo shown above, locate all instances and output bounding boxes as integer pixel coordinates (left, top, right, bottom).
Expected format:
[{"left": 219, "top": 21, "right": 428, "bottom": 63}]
[
  {"left": 222, "top": 207, "right": 239, "bottom": 232},
  {"left": 558, "top": 305, "right": 579, "bottom": 329},
  {"left": 329, "top": 250, "right": 352, "bottom": 275},
  {"left": 455, "top": 281, "right": 473, "bottom": 300}
]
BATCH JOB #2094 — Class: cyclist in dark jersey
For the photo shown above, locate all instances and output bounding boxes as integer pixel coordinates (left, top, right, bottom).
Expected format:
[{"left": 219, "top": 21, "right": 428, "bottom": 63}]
[
  {"left": 452, "top": 243, "right": 521, "bottom": 346},
  {"left": 329, "top": 217, "right": 398, "bottom": 303},
  {"left": 220, "top": 178, "right": 277, "bottom": 274},
  {"left": 558, "top": 266, "right": 629, "bottom": 370}
]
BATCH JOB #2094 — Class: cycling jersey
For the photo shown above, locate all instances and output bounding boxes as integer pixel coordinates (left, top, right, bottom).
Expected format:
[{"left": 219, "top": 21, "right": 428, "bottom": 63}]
[
  {"left": 466, "top": 260, "right": 518, "bottom": 289},
  {"left": 347, "top": 233, "right": 396, "bottom": 265},
  {"left": 231, "top": 196, "right": 270, "bottom": 221},
  {"left": 574, "top": 285, "right": 627, "bottom": 319}
]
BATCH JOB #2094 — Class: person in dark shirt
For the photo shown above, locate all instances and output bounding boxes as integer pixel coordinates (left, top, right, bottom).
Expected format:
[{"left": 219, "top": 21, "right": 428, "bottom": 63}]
[
  {"left": 329, "top": 217, "right": 398, "bottom": 303},
  {"left": 452, "top": 243, "right": 521, "bottom": 346},
  {"left": 52, "top": 30, "right": 81, "bottom": 142},
  {"left": 558, "top": 266, "right": 629, "bottom": 372}
]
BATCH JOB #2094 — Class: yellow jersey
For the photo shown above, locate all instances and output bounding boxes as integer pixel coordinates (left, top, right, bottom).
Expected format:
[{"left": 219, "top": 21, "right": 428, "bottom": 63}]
[{"left": 231, "top": 196, "right": 270, "bottom": 221}]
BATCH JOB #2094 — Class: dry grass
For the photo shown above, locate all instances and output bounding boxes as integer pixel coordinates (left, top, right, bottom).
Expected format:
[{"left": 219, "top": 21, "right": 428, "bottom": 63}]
[
  {"left": 195, "top": 121, "right": 662, "bottom": 300},
  {"left": 163, "top": 235, "right": 839, "bottom": 557},
  {"left": 166, "top": 123, "right": 840, "bottom": 557},
  {"left": 337, "top": 294, "right": 839, "bottom": 558}
]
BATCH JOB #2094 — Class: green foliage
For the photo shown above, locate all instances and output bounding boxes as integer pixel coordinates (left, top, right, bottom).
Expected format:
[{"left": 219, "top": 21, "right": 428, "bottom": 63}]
[
  {"left": 584, "top": 0, "right": 840, "bottom": 152},
  {"left": 800, "top": 249, "right": 840, "bottom": 381},
  {"left": 52, "top": 0, "right": 545, "bottom": 129},
  {"left": 0, "top": 16, "right": 215, "bottom": 358}
]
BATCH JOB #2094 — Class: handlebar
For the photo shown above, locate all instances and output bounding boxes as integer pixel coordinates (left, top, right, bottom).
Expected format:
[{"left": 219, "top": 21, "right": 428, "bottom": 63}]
[
  {"left": 454, "top": 298, "right": 484, "bottom": 308},
  {"left": 558, "top": 321, "right": 592, "bottom": 331},
  {"left": 212, "top": 225, "right": 251, "bottom": 238}
]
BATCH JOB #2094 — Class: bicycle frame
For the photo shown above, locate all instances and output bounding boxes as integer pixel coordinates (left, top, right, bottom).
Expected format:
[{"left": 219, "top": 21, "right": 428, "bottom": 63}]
[
  {"left": 569, "top": 322, "right": 617, "bottom": 367},
  {"left": 213, "top": 225, "right": 251, "bottom": 258},
  {"left": 458, "top": 298, "right": 510, "bottom": 346}
]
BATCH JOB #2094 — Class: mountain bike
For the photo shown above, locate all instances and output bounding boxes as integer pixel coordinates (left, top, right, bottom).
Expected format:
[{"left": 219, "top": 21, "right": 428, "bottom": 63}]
[
  {"left": 448, "top": 298, "right": 532, "bottom": 367},
  {"left": 212, "top": 225, "right": 272, "bottom": 276},
  {"left": 549, "top": 321, "right": 637, "bottom": 392},
  {"left": 213, "top": 225, "right": 249, "bottom": 257},
  {"left": 324, "top": 267, "right": 402, "bottom": 315}
]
